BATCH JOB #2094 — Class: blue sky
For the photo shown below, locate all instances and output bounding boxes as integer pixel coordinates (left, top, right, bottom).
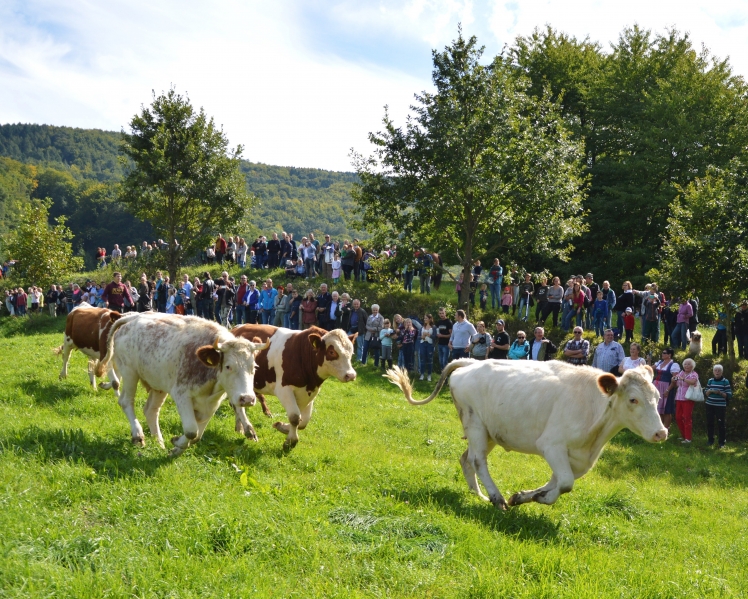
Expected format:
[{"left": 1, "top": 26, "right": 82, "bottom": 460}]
[{"left": 2, "top": 0, "right": 748, "bottom": 171}]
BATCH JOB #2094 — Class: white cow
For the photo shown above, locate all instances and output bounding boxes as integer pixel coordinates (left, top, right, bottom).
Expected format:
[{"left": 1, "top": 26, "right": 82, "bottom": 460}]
[
  {"left": 385, "top": 359, "right": 667, "bottom": 508},
  {"left": 97, "top": 312, "right": 267, "bottom": 457}
]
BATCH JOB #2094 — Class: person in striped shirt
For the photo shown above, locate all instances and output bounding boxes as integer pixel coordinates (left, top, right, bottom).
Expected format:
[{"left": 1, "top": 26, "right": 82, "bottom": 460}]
[{"left": 704, "top": 364, "right": 732, "bottom": 448}]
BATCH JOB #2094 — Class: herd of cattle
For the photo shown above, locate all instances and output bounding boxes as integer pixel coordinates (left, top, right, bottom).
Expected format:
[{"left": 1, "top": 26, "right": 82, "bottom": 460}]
[{"left": 54, "top": 304, "right": 667, "bottom": 507}]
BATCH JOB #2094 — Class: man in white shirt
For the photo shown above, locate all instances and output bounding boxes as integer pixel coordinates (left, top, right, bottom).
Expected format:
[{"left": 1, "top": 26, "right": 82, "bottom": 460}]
[{"left": 448, "top": 310, "right": 477, "bottom": 360}]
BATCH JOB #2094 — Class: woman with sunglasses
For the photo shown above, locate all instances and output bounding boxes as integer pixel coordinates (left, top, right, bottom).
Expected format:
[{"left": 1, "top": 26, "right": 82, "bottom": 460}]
[{"left": 508, "top": 331, "right": 530, "bottom": 360}]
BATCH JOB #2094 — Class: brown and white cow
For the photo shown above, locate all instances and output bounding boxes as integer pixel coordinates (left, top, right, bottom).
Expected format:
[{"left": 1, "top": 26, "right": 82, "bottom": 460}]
[
  {"left": 385, "top": 359, "right": 667, "bottom": 508},
  {"left": 232, "top": 324, "right": 357, "bottom": 448},
  {"left": 97, "top": 312, "right": 267, "bottom": 457},
  {"left": 54, "top": 303, "right": 122, "bottom": 391}
]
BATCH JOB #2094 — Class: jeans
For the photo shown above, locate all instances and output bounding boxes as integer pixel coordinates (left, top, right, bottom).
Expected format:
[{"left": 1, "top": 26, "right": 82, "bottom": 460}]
[
  {"left": 490, "top": 281, "right": 502, "bottom": 309},
  {"left": 736, "top": 333, "right": 748, "bottom": 359},
  {"left": 283, "top": 312, "right": 292, "bottom": 329},
  {"left": 451, "top": 347, "right": 468, "bottom": 360},
  {"left": 561, "top": 305, "right": 574, "bottom": 331},
  {"left": 67, "top": 302, "right": 74, "bottom": 314},
  {"left": 438, "top": 345, "right": 450, "bottom": 370},
  {"left": 261, "top": 309, "right": 274, "bottom": 325},
  {"left": 235, "top": 305, "right": 246, "bottom": 326},
  {"left": 362, "top": 339, "right": 380, "bottom": 366},
  {"left": 672, "top": 322, "right": 688, "bottom": 350},
  {"left": 356, "top": 335, "right": 365, "bottom": 362},
  {"left": 518, "top": 298, "right": 532, "bottom": 321},
  {"left": 420, "top": 274, "right": 431, "bottom": 294},
  {"left": 215, "top": 303, "right": 223, "bottom": 324},
  {"left": 403, "top": 272, "right": 413, "bottom": 293},
  {"left": 594, "top": 314, "right": 606, "bottom": 337},
  {"left": 419, "top": 342, "right": 435, "bottom": 376},
  {"left": 401, "top": 343, "right": 415, "bottom": 371},
  {"left": 305, "top": 259, "right": 316, "bottom": 278},
  {"left": 706, "top": 404, "right": 726, "bottom": 446}
]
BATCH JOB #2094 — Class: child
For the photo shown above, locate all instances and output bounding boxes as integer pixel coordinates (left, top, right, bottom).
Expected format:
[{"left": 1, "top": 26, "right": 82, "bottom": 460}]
[
  {"left": 166, "top": 287, "right": 176, "bottom": 314},
  {"left": 175, "top": 282, "right": 186, "bottom": 315},
  {"left": 593, "top": 290, "right": 609, "bottom": 337},
  {"left": 332, "top": 252, "right": 341, "bottom": 284},
  {"left": 623, "top": 307, "right": 635, "bottom": 343},
  {"left": 501, "top": 287, "right": 513, "bottom": 314},
  {"left": 479, "top": 284, "right": 488, "bottom": 310},
  {"left": 379, "top": 319, "right": 395, "bottom": 370}
]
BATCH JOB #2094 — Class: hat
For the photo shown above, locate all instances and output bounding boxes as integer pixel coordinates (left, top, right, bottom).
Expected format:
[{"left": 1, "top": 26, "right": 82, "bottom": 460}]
[
  {"left": 625, "top": 307, "right": 633, "bottom": 313},
  {"left": 495, "top": 319, "right": 505, "bottom": 326}
]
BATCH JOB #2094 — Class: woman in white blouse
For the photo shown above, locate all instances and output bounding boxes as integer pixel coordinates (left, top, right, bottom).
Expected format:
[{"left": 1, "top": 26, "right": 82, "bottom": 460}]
[{"left": 618, "top": 342, "right": 647, "bottom": 374}]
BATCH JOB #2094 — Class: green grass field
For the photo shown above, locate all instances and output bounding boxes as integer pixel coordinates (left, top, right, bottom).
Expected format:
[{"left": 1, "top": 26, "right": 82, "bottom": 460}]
[{"left": 1, "top": 314, "right": 747, "bottom": 598}]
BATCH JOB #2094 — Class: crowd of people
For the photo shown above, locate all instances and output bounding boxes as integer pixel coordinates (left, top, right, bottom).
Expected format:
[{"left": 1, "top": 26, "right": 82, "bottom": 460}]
[{"left": 3, "top": 227, "right": 740, "bottom": 448}]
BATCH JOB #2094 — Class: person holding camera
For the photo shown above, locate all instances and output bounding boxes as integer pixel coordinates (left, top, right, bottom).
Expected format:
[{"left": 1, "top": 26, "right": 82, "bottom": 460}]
[{"left": 468, "top": 321, "right": 491, "bottom": 360}]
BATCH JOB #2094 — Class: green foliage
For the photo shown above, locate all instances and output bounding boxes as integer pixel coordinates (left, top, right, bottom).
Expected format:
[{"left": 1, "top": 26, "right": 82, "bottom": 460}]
[
  {"left": 1, "top": 199, "right": 84, "bottom": 288},
  {"left": 0, "top": 157, "right": 37, "bottom": 240},
  {"left": 511, "top": 26, "right": 748, "bottom": 285},
  {"left": 353, "top": 30, "right": 586, "bottom": 306},
  {"left": 654, "top": 161, "right": 748, "bottom": 362},
  {"left": 119, "top": 89, "right": 254, "bottom": 278}
]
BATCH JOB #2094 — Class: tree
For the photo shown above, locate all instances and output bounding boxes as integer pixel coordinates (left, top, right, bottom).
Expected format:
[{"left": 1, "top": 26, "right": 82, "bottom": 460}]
[
  {"left": 652, "top": 161, "right": 748, "bottom": 364},
  {"left": 1, "top": 199, "right": 84, "bottom": 289},
  {"left": 352, "top": 30, "right": 586, "bottom": 307},
  {"left": 119, "top": 89, "right": 253, "bottom": 278}
]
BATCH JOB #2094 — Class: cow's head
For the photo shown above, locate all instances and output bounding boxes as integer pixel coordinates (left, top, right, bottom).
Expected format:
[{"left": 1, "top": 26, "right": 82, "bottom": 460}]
[
  {"left": 310, "top": 329, "right": 357, "bottom": 383},
  {"left": 196, "top": 337, "right": 269, "bottom": 408},
  {"left": 597, "top": 365, "right": 668, "bottom": 443}
]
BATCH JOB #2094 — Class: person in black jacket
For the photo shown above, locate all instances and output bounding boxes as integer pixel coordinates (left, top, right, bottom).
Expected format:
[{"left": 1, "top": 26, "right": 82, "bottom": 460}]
[
  {"left": 44, "top": 285, "right": 59, "bottom": 317},
  {"left": 734, "top": 301, "right": 748, "bottom": 359},
  {"left": 316, "top": 283, "right": 333, "bottom": 330},
  {"left": 527, "top": 327, "right": 557, "bottom": 361},
  {"left": 199, "top": 272, "right": 215, "bottom": 321},
  {"left": 215, "top": 272, "right": 235, "bottom": 327},
  {"left": 267, "top": 233, "right": 281, "bottom": 269},
  {"left": 614, "top": 281, "right": 635, "bottom": 337}
]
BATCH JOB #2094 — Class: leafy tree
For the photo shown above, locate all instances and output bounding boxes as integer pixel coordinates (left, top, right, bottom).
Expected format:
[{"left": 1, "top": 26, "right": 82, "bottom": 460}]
[
  {"left": 119, "top": 89, "right": 253, "bottom": 278},
  {"left": 0, "top": 158, "right": 37, "bottom": 240},
  {"left": 1, "top": 199, "right": 84, "bottom": 289},
  {"left": 652, "top": 162, "right": 748, "bottom": 364},
  {"left": 352, "top": 30, "right": 586, "bottom": 306}
]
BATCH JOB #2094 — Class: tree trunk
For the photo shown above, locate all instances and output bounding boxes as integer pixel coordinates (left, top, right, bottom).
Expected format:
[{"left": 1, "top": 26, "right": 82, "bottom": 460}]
[{"left": 458, "top": 236, "right": 473, "bottom": 316}]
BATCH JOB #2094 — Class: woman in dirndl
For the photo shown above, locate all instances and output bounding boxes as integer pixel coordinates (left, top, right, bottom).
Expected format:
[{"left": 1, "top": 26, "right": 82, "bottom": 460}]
[{"left": 653, "top": 347, "right": 680, "bottom": 429}]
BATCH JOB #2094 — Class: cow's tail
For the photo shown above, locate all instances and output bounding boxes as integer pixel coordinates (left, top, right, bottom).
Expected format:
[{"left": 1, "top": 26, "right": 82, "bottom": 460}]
[
  {"left": 95, "top": 312, "right": 139, "bottom": 377},
  {"left": 383, "top": 359, "right": 474, "bottom": 406}
]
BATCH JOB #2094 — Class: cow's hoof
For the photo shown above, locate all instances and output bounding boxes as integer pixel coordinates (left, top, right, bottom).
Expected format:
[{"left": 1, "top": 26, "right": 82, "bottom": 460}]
[
  {"left": 245, "top": 429, "right": 259, "bottom": 442},
  {"left": 273, "top": 421, "right": 290, "bottom": 434},
  {"left": 171, "top": 435, "right": 181, "bottom": 447},
  {"left": 262, "top": 407, "right": 272, "bottom": 418},
  {"left": 490, "top": 495, "right": 509, "bottom": 511},
  {"left": 282, "top": 438, "right": 298, "bottom": 450},
  {"left": 507, "top": 493, "right": 524, "bottom": 507},
  {"left": 132, "top": 435, "right": 145, "bottom": 447},
  {"left": 169, "top": 446, "right": 185, "bottom": 458},
  {"left": 156, "top": 438, "right": 165, "bottom": 449}
]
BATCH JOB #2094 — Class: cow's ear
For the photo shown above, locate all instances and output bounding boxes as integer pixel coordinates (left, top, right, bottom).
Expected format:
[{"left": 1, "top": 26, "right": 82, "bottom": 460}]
[
  {"left": 597, "top": 373, "right": 619, "bottom": 396},
  {"left": 309, "top": 333, "right": 323, "bottom": 350},
  {"left": 196, "top": 345, "right": 221, "bottom": 368},
  {"left": 348, "top": 332, "right": 359, "bottom": 344},
  {"left": 110, "top": 312, "right": 123, "bottom": 322},
  {"left": 641, "top": 365, "right": 654, "bottom": 381}
]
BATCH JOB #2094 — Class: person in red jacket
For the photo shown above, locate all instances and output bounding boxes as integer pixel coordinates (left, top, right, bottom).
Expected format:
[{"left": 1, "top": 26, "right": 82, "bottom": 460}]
[
  {"left": 102, "top": 272, "right": 133, "bottom": 313},
  {"left": 215, "top": 234, "right": 228, "bottom": 266}
]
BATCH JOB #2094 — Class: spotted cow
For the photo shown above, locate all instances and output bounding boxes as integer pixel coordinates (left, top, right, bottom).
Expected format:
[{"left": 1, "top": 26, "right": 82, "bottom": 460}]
[
  {"left": 232, "top": 324, "right": 357, "bottom": 448},
  {"left": 54, "top": 303, "right": 122, "bottom": 391},
  {"left": 97, "top": 312, "right": 267, "bottom": 457}
]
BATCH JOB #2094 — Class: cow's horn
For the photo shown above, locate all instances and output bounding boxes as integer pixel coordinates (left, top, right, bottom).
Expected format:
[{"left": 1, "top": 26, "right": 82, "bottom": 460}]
[{"left": 213, "top": 338, "right": 223, "bottom": 351}]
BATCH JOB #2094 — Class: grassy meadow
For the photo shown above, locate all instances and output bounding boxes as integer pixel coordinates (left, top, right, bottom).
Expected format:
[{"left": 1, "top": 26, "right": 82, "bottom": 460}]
[{"left": 1, "top": 311, "right": 747, "bottom": 598}]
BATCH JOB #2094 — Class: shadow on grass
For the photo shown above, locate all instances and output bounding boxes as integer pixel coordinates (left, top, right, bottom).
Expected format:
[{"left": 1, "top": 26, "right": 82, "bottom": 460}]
[
  {"left": 384, "top": 485, "right": 560, "bottom": 542},
  {"left": 19, "top": 379, "right": 81, "bottom": 406},
  {"left": 598, "top": 430, "right": 748, "bottom": 488}
]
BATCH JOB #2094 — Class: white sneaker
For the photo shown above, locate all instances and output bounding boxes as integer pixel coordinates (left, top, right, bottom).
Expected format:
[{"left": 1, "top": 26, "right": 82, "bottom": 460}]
[
  {"left": 419, "top": 374, "right": 424, "bottom": 381},
  {"left": 427, "top": 375, "right": 432, "bottom": 382},
  {"left": 681, "top": 439, "right": 691, "bottom": 444}
]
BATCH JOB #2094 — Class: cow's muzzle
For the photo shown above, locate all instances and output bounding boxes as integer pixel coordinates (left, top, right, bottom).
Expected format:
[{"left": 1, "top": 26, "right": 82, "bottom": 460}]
[
  {"left": 344, "top": 371, "right": 357, "bottom": 382},
  {"left": 652, "top": 428, "right": 668, "bottom": 442},
  {"left": 237, "top": 394, "right": 256, "bottom": 407}
]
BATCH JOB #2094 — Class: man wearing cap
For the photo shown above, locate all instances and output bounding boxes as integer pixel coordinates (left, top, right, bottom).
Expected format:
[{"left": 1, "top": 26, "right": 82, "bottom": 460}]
[
  {"left": 489, "top": 319, "right": 511, "bottom": 359},
  {"left": 734, "top": 301, "right": 748, "bottom": 359}
]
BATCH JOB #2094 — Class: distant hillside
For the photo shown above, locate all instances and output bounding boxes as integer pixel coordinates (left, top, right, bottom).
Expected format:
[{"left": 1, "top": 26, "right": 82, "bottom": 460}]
[{"left": 0, "top": 124, "right": 362, "bottom": 261}]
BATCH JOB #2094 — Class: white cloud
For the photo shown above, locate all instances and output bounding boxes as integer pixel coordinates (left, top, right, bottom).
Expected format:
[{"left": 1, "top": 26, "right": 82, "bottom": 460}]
[{"left": 1, "top": 0, "right": 747, "bottom": 171}]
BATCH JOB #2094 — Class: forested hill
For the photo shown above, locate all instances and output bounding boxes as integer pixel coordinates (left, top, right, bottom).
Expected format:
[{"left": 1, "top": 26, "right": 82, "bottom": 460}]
[{"left": 0, "top": 123, "right": 360, "bottom": 265}]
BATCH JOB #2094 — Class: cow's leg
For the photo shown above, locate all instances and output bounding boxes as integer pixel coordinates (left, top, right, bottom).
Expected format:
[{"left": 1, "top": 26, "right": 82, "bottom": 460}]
[
  {"left": 58, "top": 337, "right": 74, "bottom": 380},
  {"left": 117, "top": 373, "right": 145, "bottom": 446},
  {"left": 272, "top": 389, "right": 301, "bottom": 449},
  {"left": 143, "top": 389, "right": 168, "bottom": 449},
  {"left": 232, "top": 405, "right": 258, "bottom": 442},
  {"left": 507, "top": 445, "right": 574, "bottom": 506},
  {"left": 87, "top": 360, "right": 98, "bottom": 391},
  {"left": 258, "top": 394, "right": 272, "bottom": 417},
  {"left": 194, "top": 398, "right": 223, "bottom": 442},
  {"left": 297, "top": 400, "right": 314, "bottom": 430},
  {"left": 464, "top": 428, "right": 507, "bottom": 510},
  {"left": 170, "top": 392, "right": 199, "bottom": 457},
  {"left": 460, "top": 449, "right": 489, "bottom": 501}
]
